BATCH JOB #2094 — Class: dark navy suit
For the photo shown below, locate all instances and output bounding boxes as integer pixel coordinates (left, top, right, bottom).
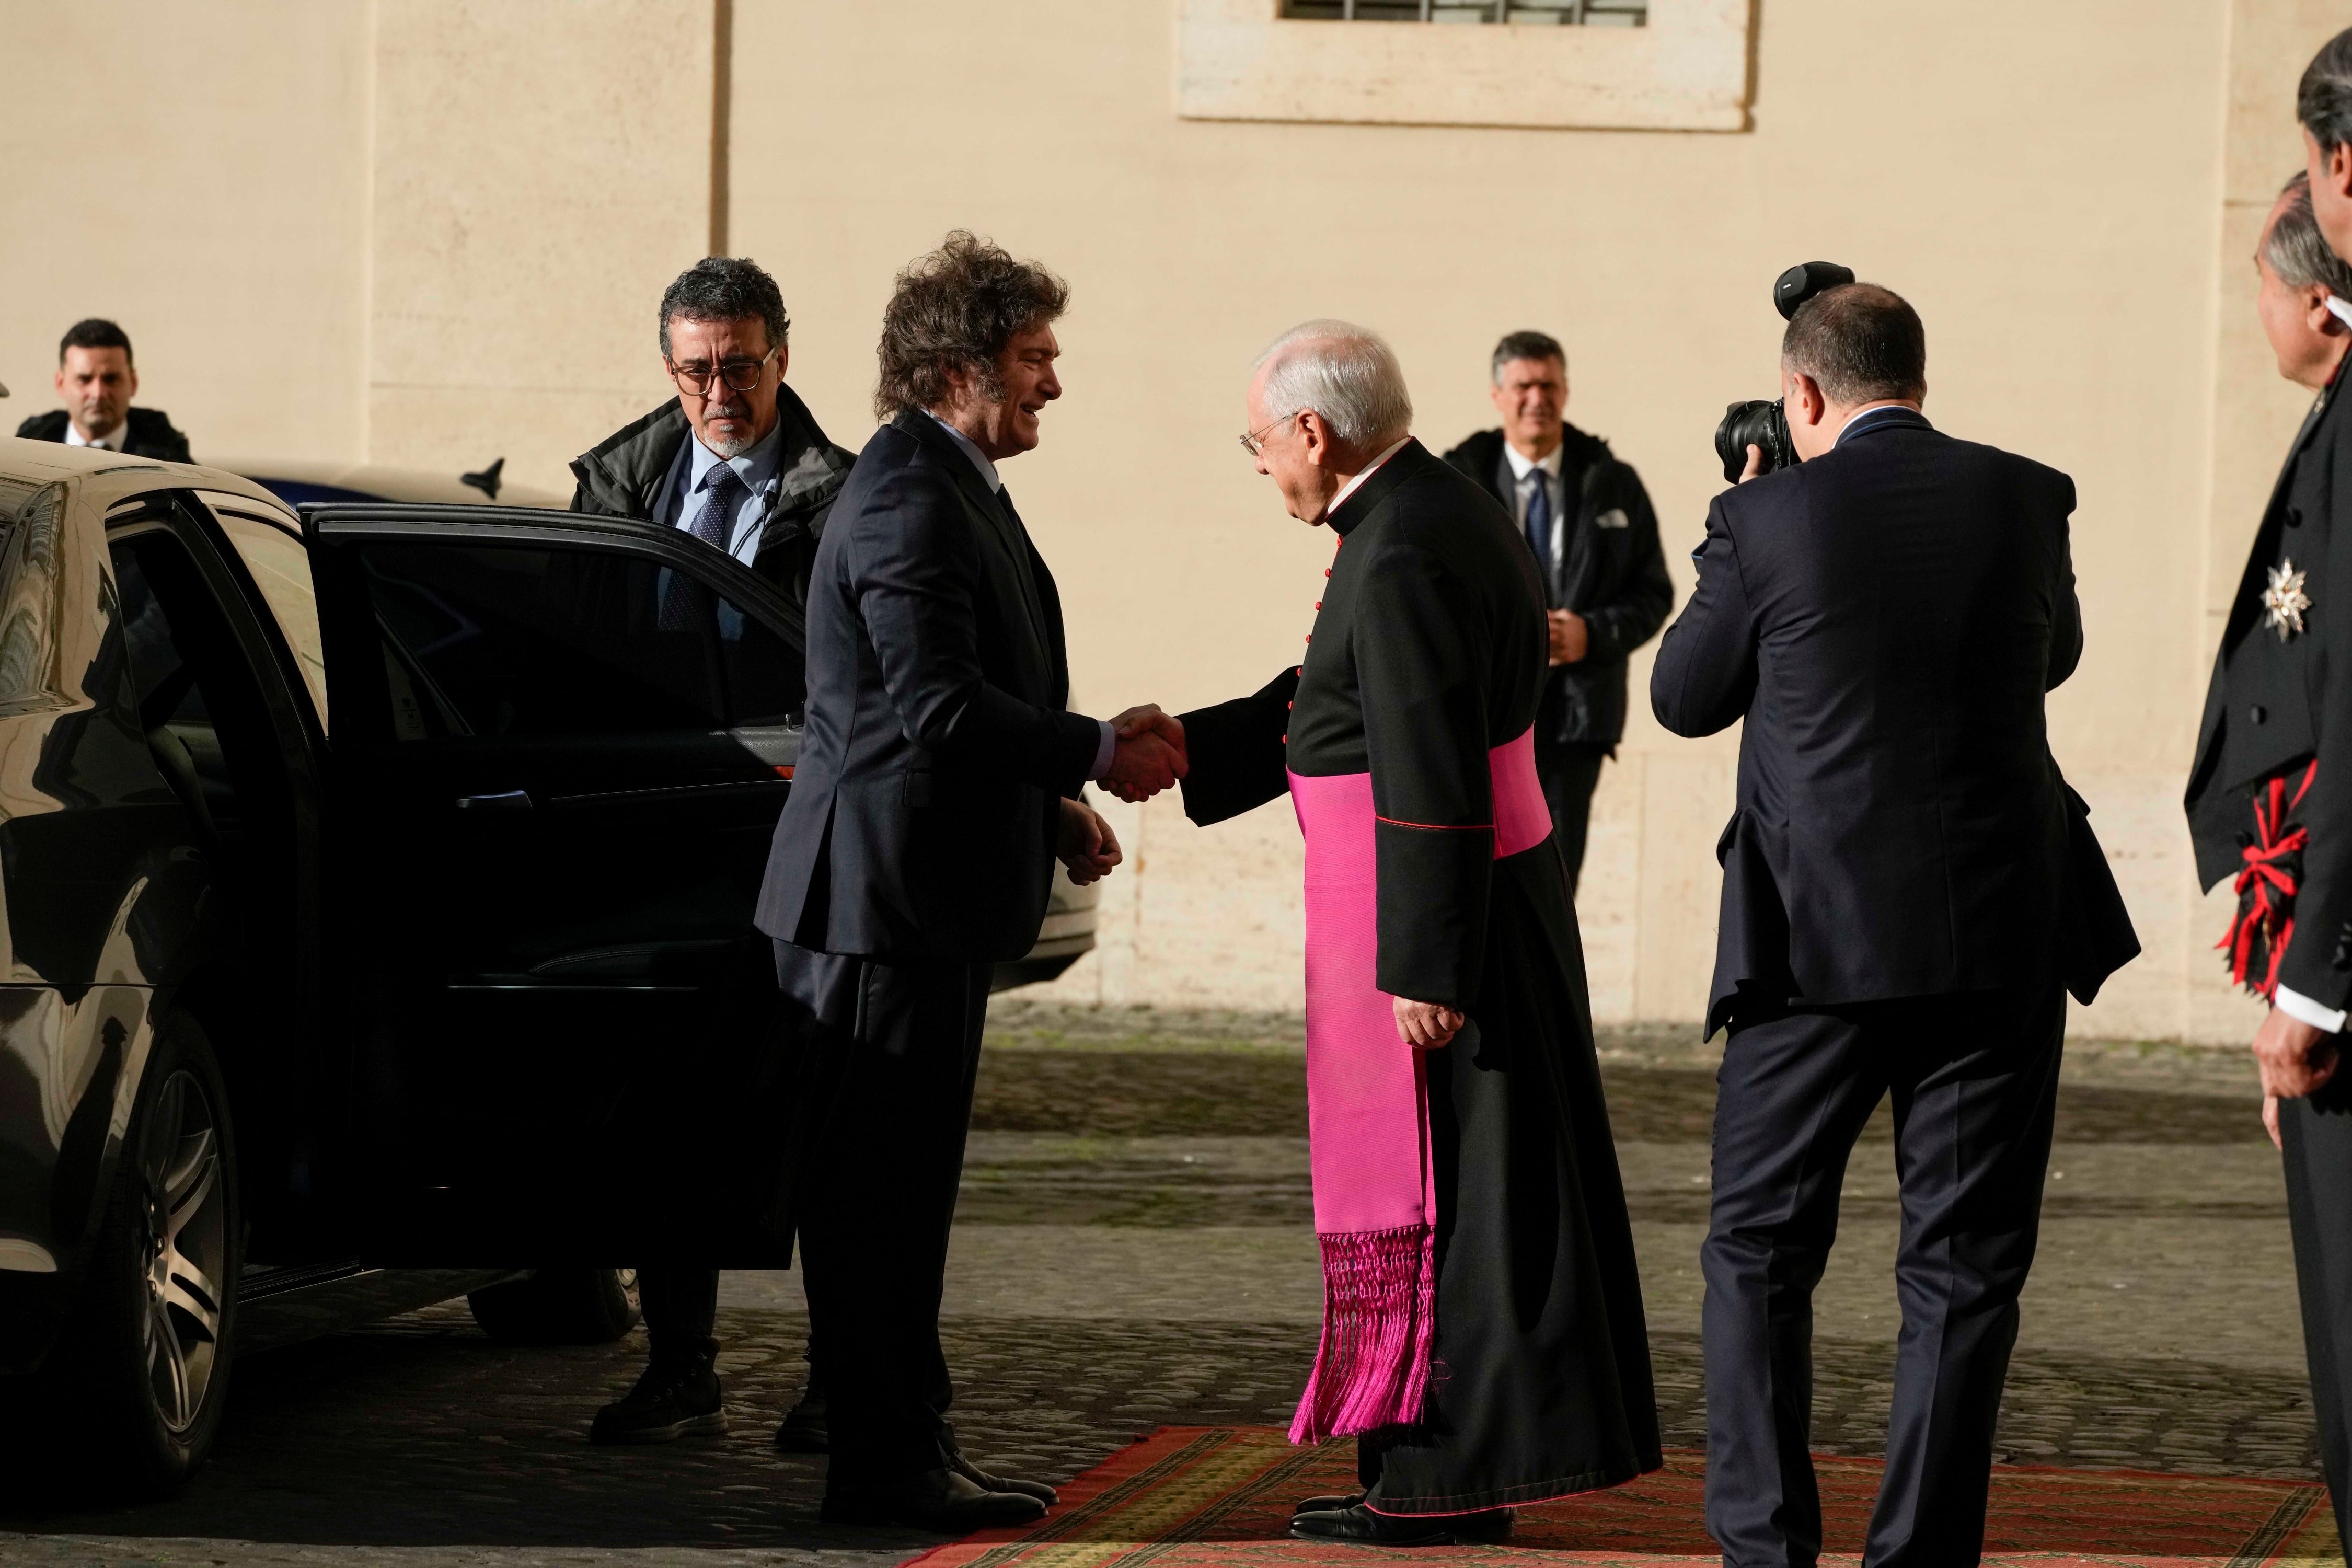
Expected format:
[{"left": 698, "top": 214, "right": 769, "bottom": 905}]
[
  {"left": 755, "top": 409, "right": 1098, "bottom": 1489},
  {"left": 1651, "top": 408, "right": 2137, "bottom": 1566}
]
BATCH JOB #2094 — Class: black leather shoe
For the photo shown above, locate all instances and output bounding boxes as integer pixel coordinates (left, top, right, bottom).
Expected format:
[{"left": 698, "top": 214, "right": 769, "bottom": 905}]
[
  {"left": 1289, "top": 1503, "right": 1513, "bottom": 1547},
  {"left": 589, "top": 1356, "right": 727, "bottom": 1445},
  {"left": 774, "top": 1388, "right": 828, "bottom": 1452},
  {"left": 1294, "top": 1490, "right": 1366, "bottom": 1515},
  {"left": 821, "top": 1467, "right": 1048, "bottom": 1529},
  {"left": 950, "top": 1448, "right": 1059, "bottom": 1505}
]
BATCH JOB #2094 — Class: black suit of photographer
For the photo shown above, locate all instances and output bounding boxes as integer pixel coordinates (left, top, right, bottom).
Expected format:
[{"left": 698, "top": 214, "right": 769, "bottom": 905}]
[
  {"left": 1653, "top": 407, "right": 2137, "bottom": 1564},
  {"left": 1443, "top": 423, "right": 1671, "bottom": 892}
]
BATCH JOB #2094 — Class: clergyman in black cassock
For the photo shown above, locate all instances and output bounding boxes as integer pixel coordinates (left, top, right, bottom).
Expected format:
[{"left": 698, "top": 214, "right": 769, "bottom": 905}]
[
  {"left": 2184, "top": 170, "right": 2352, "bottom": 1546},
  {"left": 1653, "top": 282, "right": 2137, "bottom": 1567},
  {"left": 1181, "top": 418, "right": 1659, "bottom": 1529}
]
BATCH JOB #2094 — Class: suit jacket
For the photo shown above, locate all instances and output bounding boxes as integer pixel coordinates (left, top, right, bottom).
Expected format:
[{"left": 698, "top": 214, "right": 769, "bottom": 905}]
[
  {"left": 2185, "top": 361, "right": 2352, "bottom": 1007},
  {"left": 1443, "top": 423, "right": 1673, "bottom": 749},
  {"left": 754, "top": 409, "right": 1100, "bottom": 962},
  {"left": 569, "top": 384, "right": 854, "bottom": 608},
  {"left": 15, "top": 407, "right": 191, "bottom": 463},
  {"left": 1651, "top": 410, "right": 2137, "bottom": 1036}
]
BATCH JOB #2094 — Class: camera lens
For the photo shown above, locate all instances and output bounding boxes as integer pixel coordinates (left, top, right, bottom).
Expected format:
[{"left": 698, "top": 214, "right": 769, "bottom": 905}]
[{"left": 1714, "top": 399, "right": 1791, "bottom": 484}]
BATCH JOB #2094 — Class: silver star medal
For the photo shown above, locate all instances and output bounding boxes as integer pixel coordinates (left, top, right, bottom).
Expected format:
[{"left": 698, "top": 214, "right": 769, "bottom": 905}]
[{"left": 2263, "top": 560, "right": 2312, "bottom": 642}]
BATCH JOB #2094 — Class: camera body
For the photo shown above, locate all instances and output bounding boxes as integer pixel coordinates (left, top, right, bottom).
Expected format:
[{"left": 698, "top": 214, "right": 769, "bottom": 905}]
[{"left": 1712, "top": 261, "right": 1855, "bottom": 483}]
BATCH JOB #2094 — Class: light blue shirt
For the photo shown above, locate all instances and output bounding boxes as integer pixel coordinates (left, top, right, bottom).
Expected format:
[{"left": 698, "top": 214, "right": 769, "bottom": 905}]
[{"left": 659, "top": 418, "right": 789, "bottom": 565}]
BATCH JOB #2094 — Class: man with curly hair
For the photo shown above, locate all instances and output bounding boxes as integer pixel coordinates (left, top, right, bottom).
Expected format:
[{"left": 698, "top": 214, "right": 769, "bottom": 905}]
[{"left": 755, "top": 232, "right": 1184, "bottom": 1529}]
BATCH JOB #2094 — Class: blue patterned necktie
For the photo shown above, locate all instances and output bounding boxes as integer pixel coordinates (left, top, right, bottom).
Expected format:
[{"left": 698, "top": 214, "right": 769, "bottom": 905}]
[
  {"left": 1524, "top": 464, "right": 1552, "bottom": 568},
  {"left": 661, "top": 463, "right": 748, "bottom": 629}
]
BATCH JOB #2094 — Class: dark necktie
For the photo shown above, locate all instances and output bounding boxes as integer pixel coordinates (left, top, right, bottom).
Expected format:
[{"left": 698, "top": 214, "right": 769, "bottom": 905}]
[
  {"left": 992, "top": 483, "right": 1048, "bottom": 630},
  {"left": 660, "top": 464, "right": 748, "bottom": 629},
  {"left": 1524, "top": 466, "right": 1552, "bottom": 567}
]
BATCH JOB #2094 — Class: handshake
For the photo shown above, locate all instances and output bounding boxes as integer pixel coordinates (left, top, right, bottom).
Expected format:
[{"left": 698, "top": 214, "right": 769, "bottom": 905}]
[
  {"left": 1057, "top": 705, "right": 1189, "bottom": 889},
  {"left": 1103, "top": 704, "right": 1188, "bottom": 803}
]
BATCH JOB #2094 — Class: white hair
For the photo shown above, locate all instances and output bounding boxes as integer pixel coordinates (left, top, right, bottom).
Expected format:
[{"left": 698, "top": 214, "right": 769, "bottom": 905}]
[{"left": 1254, "top": 319, "right": 1413, "bottom": 448}]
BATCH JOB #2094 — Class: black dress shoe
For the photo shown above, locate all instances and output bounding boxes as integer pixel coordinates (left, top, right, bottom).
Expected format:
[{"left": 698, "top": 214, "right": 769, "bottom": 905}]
[
  {"left": 1293, "top": 1490, "right": 1366, "bottom": 1515},
  {"left": 950, "top": 1448, "right": 1059, "bottom": 1505},
  {"left": 774, "top": 1388, "right": 828, "bottom": 1452},
  {"left": 589, "top": 1356, "right": 727, "bottom": 1445},
  {"left": 1289, "top": 1503, "right": 1513, "bottom": 1547},
  {"left": 821, "top": 1467, "right": 1048, "bottom": 1529}
]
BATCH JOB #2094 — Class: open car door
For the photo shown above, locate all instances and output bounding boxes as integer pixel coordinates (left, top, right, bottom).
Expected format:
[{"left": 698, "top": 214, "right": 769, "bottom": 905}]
[{"left": 304, "top": 505, "right": 805, "bottom": 1264}]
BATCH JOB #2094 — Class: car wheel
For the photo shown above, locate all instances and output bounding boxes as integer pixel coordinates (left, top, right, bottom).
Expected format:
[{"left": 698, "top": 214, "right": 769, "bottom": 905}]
[
  {"left": 466, "top": 1268, "right": 640, "bottom": 1344},
  {"left": 39, "top": 1013, "right": 240, "bottom": 1496}
]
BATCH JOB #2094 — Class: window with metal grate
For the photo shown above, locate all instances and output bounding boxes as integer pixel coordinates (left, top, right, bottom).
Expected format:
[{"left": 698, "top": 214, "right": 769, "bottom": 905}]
[{"left": 1280, "top": 0, "right": 1646, "bottom": 25}]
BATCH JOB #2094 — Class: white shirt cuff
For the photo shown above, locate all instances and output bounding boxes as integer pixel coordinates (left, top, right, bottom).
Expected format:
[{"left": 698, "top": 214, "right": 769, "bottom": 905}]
[
  {"left": 1089, "top": 719, "right": 1116, "bottom": 782},
  {"left": 2276, "top": 984, "right": 2348, "bottom": 1034}
]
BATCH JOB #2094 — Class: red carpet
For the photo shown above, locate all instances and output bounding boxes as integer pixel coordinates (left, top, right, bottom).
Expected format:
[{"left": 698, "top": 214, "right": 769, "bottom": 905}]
[{"left": 909, "top": 1427, "right": 2339, "bottom": 1565}]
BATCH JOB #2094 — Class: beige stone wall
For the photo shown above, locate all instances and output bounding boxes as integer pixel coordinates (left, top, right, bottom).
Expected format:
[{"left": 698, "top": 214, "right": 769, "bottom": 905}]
[
  {"left": 6, "top": 0, "right": 2341, "bottom": 1042},
  {"left": 365, "top": 0, "right": 722, "bottom": 494}
]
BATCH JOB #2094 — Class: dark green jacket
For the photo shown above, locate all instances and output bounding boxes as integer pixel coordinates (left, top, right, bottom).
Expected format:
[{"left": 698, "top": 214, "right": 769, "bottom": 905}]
[{"left": 568, "top": 383, "right": 854, "bottom": 608}]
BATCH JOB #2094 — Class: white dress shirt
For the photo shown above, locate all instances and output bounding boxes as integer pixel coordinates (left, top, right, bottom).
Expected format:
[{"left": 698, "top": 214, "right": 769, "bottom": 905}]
[
  {"left": 1503, "top": 440, "right": 1566, "bottom": 567},
  {"left": 926, "top": 413, "right": 1115, "bottom": 781},
  {"left": 62, "top": 419, "right": 128, "bottom": 452}
]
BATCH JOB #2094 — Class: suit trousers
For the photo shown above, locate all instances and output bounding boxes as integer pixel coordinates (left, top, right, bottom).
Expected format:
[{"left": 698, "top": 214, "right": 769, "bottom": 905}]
[
  {"left": 639, "top": 1269, "right": 719, "bottom": 1363},
  {"left": 1702, "top": 983, "right": 2065, "bottom": 1568},
  {"left": 1533, "top": 736, "right": 1608, "bottom": 898},
  {"left": 776, "top": 939, "right": 991, "bottom": 1488},
  {"left": 2280, "top": 1081, "right": 2352, "bottom": 1547}
]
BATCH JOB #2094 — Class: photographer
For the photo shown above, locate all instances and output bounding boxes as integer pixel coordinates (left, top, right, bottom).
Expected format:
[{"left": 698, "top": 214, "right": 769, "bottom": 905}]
[{"left": 1652, "top": 280, "right": 2136, "bottom": 1565}]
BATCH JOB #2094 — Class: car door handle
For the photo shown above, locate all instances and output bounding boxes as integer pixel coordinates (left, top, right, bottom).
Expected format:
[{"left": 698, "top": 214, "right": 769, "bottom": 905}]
[{"left": 455, "top": 790, "right": 533, "bottom": 812}]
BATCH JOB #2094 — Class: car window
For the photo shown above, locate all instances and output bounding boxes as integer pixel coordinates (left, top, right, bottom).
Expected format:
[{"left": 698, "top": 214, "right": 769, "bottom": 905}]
[
  {"left": 0, "top": 484, "right": 66, "bottom": 717},
  {"left": 353, "top": 541, "right": 802, "bottom": 739},
  {"left": 207, "top": 504, "right": 329, "bottom": 735}
]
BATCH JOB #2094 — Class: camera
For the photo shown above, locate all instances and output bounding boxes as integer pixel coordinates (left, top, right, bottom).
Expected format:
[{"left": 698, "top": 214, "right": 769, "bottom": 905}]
[{"left": 1712, "top": 261, "right": 1855, "bottom": 483}]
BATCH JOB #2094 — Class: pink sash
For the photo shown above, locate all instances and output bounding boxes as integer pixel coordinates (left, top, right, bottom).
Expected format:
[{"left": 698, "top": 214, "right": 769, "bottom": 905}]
[{"left": 1284, "top": 728, "right": 1548, "bottom": 1443}]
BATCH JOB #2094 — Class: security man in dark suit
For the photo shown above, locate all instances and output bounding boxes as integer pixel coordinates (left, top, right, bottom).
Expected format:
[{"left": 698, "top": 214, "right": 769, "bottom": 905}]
[
  {"left": 1444, "top": 332, "right": 1671, "bottom": 894},
  {"left": 754, "top": 232, "right": 1183, "bottom": 1530},
  {"left": 2186, "top": 169, "right": 2352, "bottom": 1544},
  {"left": 1652, "top": 281, "right": 2138, "bottom": 1566},
  {"left": 16, "top": 319, "right": 192, "bottom": 460}
]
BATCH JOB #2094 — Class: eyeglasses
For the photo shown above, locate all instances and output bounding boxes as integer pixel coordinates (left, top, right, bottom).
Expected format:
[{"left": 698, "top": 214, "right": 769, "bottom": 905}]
[
  {"left": 1239, "top": 411, "right": 1299, "bottom": 458},
  {"left": 668, "top": 345, "right": 779, "bottom": 398}
]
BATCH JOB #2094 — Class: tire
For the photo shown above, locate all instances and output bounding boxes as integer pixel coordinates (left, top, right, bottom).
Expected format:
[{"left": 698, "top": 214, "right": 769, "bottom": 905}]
[
  {"left": 34, "top": 1012, "right": 240, "bottom": 1497},
  {"left": 467, "top": 1268, "right": 640, "bottom": 1344}
]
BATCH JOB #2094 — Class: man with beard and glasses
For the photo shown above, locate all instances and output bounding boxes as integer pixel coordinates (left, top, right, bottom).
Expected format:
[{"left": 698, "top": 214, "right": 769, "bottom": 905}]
[{"left": 571, "top": 255, "right": 853, "bottom": 1451}]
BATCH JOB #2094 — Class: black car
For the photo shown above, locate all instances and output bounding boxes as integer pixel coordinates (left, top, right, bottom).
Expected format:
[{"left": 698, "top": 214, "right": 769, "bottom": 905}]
[{"left": 0, "top": 440, "right": 1080, "bottom": 1495}]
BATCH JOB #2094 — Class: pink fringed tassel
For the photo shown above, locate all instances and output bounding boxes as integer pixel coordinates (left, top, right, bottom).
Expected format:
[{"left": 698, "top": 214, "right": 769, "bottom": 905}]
[{"left": 1287, "top": 1223, "right": 1437, "bottom": 1444}]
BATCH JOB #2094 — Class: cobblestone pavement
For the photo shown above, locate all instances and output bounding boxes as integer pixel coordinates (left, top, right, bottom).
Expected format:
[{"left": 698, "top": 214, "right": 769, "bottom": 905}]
[{"left": 0, "top": 1007, "right": 2323, "bottom": 1565}]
